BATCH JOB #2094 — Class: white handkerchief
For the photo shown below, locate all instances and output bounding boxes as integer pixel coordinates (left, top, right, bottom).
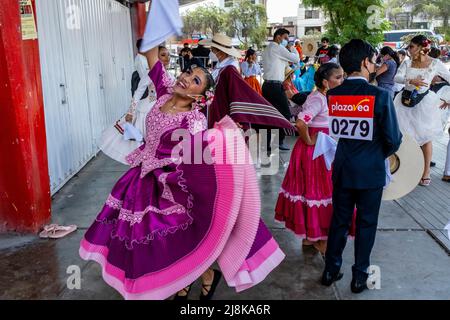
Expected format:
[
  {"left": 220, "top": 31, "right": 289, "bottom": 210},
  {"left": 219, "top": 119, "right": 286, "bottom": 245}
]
[
  {"left": 384, "top": 158, "right": 393, "bottom": 188},
  {"left": 123, "top": 123, "right": 143, "bottom": 143},
  {"left": 445, "top": 222, "right": 450, "bottom": 240},
  {"left": 313, "top": 131, "right": 337, "bottom": 170},
  {"left": 140, "top": 0, "right": 183, "bottom": 53}
]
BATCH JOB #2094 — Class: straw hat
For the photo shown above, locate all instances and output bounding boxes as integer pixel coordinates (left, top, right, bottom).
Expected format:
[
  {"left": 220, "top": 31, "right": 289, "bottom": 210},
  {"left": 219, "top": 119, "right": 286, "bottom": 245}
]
[
  {"left": 284, "top": 66, "right": 296, "bottom": 80},
  {"left": 382, "top": 135, "right": 424, "bottom": 201},
  {"left": 199, "top": 34, "right": 241, "bottom": 58}
]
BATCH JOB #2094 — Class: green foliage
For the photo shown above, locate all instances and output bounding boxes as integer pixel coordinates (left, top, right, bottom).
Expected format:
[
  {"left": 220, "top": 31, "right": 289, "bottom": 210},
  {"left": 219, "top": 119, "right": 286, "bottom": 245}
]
[
  {"left": 303, "top": 0, "right": 390, "bottom": 46},
  {"left": 181, "top": 0, "right": 268, "bottom": 49},
  {"left": 182, "top": 5, "right": 227, "bottom": 38},
  {"left": 225, "top": 0, "right": 268, "bottom": 49},
  {"left": 386, "top": 0, "right": 450, "bottom": 30}
]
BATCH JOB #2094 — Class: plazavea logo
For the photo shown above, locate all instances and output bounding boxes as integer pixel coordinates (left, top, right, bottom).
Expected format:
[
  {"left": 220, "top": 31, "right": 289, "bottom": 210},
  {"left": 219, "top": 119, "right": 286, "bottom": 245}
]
[{"left": 328, "top": 95, "right": 375, "bottom": 118}]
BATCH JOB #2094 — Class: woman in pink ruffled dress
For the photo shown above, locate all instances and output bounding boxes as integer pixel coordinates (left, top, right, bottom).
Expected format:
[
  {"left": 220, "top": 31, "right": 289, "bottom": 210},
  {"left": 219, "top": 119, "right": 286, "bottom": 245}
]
[{"left": 275, "top": 63, "right": 352, "bottom": 254}]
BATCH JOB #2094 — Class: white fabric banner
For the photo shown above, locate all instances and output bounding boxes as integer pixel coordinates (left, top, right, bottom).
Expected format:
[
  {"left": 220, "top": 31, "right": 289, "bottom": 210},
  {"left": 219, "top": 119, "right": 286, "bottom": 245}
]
[{"left": 140, "top": 0, "right": 183, "bottom": 52}]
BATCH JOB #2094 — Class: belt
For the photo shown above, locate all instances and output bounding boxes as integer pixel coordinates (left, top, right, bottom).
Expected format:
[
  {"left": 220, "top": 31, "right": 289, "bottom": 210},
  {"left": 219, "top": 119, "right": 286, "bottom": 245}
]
[{"left": 264, "top": 80, "right": 282, "bottom": 84}]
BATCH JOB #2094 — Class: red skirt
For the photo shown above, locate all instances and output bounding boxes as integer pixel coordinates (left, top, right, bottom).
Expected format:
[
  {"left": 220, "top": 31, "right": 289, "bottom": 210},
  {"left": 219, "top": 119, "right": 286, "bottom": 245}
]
[
  {"left": 275, "top": 127, "right": 356, "bottom": 240},
  {"left": 244, "top": 76, "right": 262, "bottom": 95}
]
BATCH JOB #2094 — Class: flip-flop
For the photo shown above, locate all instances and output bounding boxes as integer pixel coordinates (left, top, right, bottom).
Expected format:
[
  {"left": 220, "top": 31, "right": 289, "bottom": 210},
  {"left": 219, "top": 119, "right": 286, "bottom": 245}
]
[
  {"left": 39, "top": 224, "right": 59, "bottom": 238},
  {"left": 419, "top": 178, "right": 431, "bottom": 186},
  {"left": 39, "top": 224, "right": 77, "bottom": 239}
]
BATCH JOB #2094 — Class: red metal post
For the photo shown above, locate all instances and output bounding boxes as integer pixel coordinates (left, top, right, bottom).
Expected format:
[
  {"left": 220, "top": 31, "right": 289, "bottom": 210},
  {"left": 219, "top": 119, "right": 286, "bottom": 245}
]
[{"left": 0, "top": 0, "right": 51, "bottom": 233}]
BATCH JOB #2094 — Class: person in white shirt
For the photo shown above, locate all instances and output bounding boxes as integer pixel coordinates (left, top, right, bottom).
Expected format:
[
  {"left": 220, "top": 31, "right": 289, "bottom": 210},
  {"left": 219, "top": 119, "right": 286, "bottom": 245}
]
[
  {"left": 200, "top": 34, "right": 241, "bottom": 82},
  {"left": 262, "top": 28, "right": 300, "bottom": 151}
]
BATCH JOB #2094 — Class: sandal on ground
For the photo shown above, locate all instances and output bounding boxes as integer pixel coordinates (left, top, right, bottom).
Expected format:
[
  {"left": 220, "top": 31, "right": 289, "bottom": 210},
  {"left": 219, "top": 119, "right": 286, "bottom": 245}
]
[
  {"left": 419, "top": 178, "right": 431, "bottom": 186},
  {"left": 39, "top": 224, "right": 77, "bottom": 239},
  {"left": 442, "top": 176, "right": 450, "bottom": 183},
  {"left": 173, "top": 284, "right": 193, "bottom": 301},
  {"left": 199, "top": 269, "right": 222, "bottom": 301}
]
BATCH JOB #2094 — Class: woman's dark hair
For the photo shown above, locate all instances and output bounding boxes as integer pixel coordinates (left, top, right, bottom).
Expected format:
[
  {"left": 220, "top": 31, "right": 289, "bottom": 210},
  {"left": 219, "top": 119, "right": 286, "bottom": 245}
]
[
  {"left": 410, "top": 35, "right": 432, "bottom": 54},
  {"left": 245, "top": 48, "right": 256, "bottom": 61},
  {"left": 273, "top": 28, "right": 290, "bottom": 40},
  {"left": 327, "top": 45, "right": 339, "bottom": 58},
  {"left": 410, "top": 34, "right": 429, "bottom": 46},
  {"left": 339, "top": 39, "right": 376, "bottom": 75},
  {"left": 158, "top": 46, "right": 168, "bottom": 52},
  {"left": 314, "top": 63, "right": 341, "bottom": 89},
  {"left": 428, "top": 47, "right": 441, "bottom": 59},
  {"left": 380, "top": 46, "right": 400, "bottom": 68}
]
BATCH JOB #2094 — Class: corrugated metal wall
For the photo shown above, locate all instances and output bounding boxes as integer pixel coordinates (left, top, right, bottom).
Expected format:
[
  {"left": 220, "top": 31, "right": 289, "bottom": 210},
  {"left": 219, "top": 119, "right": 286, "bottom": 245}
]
[{"left": 36, "top": 0, "right": 134, "bottom": 194}]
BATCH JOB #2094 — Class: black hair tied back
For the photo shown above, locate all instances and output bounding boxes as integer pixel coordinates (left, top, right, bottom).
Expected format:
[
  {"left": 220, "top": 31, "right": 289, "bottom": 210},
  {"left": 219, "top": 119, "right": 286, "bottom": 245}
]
[{"left": 314, "top": 63, "right": 341, "bottom": 89}]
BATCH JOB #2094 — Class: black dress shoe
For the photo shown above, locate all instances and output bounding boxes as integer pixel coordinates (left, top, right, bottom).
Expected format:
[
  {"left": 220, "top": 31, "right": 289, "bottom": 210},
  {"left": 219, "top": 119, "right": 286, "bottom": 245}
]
[
  {"left": 321, "top": 271, "right": 343, "bottom": 286},
  {"left": 351, "top": 278, "right": 368, "bottom": 294}
]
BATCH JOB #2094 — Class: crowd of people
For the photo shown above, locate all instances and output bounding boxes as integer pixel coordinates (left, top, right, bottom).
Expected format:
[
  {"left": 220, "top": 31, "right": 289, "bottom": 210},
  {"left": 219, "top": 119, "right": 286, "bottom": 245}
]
[{"left": 80, "top": 2, "right": 450, "bottom": 300}]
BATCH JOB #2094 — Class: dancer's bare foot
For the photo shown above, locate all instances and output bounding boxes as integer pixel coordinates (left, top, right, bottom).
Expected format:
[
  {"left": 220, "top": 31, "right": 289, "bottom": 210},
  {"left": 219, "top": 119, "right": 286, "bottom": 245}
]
[{"left": 302, "top": 239, "right": 314, "bottom": 246}]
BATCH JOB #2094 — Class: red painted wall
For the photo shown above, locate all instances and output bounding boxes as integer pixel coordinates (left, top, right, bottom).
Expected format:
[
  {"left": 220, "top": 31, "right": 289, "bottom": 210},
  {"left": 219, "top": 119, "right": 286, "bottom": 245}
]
[{"left": 0, "top": 0, "right": 51, "bottom": 233}]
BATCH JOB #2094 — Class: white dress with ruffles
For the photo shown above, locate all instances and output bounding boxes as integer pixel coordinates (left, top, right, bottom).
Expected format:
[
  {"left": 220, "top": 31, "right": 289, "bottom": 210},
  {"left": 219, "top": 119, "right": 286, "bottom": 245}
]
[{"left": 393, "top": 58, "right": 450, "bottom": 146}]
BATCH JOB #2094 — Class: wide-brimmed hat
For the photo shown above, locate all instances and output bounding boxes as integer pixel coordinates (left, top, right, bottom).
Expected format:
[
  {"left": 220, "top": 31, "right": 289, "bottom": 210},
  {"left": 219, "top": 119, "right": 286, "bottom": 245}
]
[
  {"left": 284, "top": 66, "right": 296, "bottom": 80},
  {"left": 199, "top": 34, "right": 241, "bottom": 58},
  {"left": 382, "top": 135, "right": 424, "bottom": 201}
]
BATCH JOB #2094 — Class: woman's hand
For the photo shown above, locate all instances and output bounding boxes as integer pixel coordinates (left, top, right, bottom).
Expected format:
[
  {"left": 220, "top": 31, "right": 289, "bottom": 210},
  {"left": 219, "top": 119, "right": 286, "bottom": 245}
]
[
  {"left": 125, "top": 113, "right": 133, "bottom": 123},
  {"left": 307, "top": 132, "right": 318, "bottom": 146},
  {"left": 440, "top": 99, "right": 450, "bottom": 109},
  {"left": 409, "top": 78, "right": 429, "bottom": 88}
]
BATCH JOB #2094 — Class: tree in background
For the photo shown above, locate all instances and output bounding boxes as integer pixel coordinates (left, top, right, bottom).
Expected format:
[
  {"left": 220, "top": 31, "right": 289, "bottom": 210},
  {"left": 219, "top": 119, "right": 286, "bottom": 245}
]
[
  {"left": 225, "top": 0, "right": 268, "bottom": 49},
  {"left": 181, "top": 0, "right": 268, "bottom": 49},
  {"left": 182, "top": 5, "right": 227, "bottom": 38},
  {"left": 385, "top": 0, "right": 449, "bottom": 40},
  {"left": 303, "top": 0, "right": 390, "bottom": 46}
]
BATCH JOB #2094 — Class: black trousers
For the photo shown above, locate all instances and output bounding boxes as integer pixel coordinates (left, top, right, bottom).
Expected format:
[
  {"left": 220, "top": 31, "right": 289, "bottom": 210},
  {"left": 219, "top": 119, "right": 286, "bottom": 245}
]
[
  {"left": 262, "top": 81, "right": 291, "bottom": 148},
  {"left": 324, "top": 185, "right": 383, "bottom": 281}
]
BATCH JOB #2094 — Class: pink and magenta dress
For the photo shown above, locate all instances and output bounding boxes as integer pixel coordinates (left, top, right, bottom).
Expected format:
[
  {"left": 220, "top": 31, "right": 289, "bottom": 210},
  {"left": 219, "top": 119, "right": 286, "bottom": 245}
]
[
  {"left": 79, "top": 61, "right": 285, "bottom": 300},
  {"left": 275, "top": 91, "right": 355, "bottom": 240}
]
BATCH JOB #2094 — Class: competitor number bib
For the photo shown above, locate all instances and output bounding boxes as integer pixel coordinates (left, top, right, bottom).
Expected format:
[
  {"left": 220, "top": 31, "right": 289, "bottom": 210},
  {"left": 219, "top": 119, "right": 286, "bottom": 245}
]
[{"left": 328, "top": 95, "right": 375, "bottom": 141}]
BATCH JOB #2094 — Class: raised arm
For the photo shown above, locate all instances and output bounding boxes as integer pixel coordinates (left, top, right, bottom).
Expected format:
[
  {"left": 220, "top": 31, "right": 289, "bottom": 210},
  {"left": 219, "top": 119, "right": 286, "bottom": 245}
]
[
  {"left": 143, "top": 46, "right": 160, "bottom": 72},
  {"left": 278, "top": 46, "right": 300, "bottom": 64}
]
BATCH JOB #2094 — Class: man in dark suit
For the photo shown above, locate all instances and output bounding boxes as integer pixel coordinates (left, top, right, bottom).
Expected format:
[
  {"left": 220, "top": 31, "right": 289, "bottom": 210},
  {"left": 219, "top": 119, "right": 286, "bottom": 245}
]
[{"left": 321, "top": 39, "right": 402, "bottom": 293}]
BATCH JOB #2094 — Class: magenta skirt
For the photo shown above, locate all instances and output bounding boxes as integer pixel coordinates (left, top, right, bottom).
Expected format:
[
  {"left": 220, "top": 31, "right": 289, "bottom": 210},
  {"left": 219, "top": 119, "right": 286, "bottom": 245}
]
[{"left": 275, "top": 127, "right": 355, "bottom": 240}]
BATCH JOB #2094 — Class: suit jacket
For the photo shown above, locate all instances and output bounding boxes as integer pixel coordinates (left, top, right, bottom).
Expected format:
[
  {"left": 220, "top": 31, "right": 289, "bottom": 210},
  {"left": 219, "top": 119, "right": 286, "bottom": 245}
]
[{"left": 328, "top": 78, "right": 402, "bottom": 189}]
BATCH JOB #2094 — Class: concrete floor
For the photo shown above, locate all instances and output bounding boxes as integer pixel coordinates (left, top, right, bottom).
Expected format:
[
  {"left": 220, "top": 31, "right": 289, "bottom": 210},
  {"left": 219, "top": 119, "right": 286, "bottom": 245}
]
[{"left": 1, "top": 136, "right": 450, "bottom": 300}]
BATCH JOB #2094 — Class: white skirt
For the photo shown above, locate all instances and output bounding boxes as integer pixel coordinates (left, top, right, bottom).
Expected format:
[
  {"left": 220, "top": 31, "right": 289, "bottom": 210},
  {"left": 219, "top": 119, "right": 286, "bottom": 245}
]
[
  {"left": 394, "top": 90, "right": 444, "bottom": 146},
  {"left": 98, "top": 98, "right": 156, "bottom": 165}
]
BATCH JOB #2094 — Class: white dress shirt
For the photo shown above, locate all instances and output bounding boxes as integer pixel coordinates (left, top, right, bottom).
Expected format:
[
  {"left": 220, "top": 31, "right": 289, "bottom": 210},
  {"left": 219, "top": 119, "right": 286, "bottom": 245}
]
[
  {"left": 212, "top": 57, "right": 240, "bottom": 81},
  {"left": 135, "top": 54, "right": 149, "bottom": 79},
  {"left": 133, "top": 54, "right": 153, "bottom": 103},
  {"left": 262, "top": 42, "right": 300, "bottom": 82}
]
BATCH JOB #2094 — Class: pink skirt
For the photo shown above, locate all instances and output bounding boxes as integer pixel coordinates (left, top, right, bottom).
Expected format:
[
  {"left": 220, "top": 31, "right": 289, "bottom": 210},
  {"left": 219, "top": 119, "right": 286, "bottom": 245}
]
[{"left": 275, "top": 127, "right": 355, "bottom": 240}]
